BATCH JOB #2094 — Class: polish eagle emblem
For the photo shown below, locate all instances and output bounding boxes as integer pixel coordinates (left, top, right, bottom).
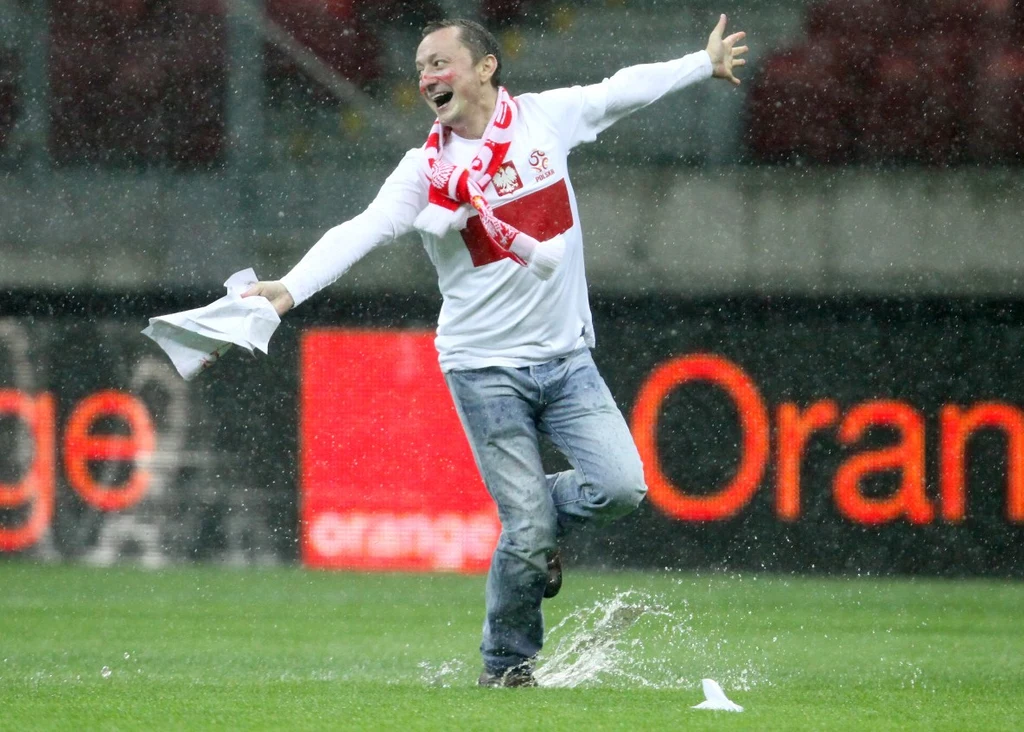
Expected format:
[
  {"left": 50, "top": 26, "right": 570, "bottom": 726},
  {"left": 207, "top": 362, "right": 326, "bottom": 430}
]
[{"left": 492, "top": 162, "right": 523, "bottom": 196}]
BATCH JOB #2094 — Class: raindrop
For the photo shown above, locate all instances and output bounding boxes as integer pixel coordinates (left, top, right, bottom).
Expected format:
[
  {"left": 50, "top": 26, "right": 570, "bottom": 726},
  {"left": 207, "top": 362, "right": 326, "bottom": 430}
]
[{"left": 101, "top": 666, "right": 112, "bottom": 679}]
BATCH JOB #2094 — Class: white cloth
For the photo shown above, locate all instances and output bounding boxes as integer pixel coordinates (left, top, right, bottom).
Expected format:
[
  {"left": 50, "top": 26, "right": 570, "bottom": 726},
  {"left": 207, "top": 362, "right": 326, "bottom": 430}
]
[
  {"left": 279, "top": 51, "right": 712, "bottom": 372},
  {"left": 142, "top": 268, "right": 281, "bottom": 381}
]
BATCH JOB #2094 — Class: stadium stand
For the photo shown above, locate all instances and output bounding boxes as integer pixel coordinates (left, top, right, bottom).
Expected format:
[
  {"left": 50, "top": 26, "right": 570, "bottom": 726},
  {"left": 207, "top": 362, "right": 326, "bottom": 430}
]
[
  {"left": 745, "top": 41, "right": 858, "bottom": 164},
  {"left": 44, "top": 0, "right": 391, "bottom": 166},
  {"left": 48, "top": 0, "right": 227, "bottom": 165},
  {"left": 264, "top": 0, "right": 382, "bottom": 103},
  {"left": 969, "top": 47, "right": 1024, "bottom": 160},
  {"left": 6, "top": 1, "right": 1022, "bottom": 167},
  {"left": 0, "top": 49, "right": 18, "bottom": 155},
  {"left": 746, "top": 0, "right": 1024, "bottom": 164},
  {"left": 356, "top": 0, "right": 444, "bottom": 26},
  {"left": 479, "top": 0, "right": 553, "bottom": 27}
]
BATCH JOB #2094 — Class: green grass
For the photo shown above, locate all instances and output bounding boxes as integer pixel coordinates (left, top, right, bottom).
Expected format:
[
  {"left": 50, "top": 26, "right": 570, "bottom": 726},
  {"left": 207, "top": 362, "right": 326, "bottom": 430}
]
[{"left": 1, "top": 563, "right": 1022, "bottom": 730}]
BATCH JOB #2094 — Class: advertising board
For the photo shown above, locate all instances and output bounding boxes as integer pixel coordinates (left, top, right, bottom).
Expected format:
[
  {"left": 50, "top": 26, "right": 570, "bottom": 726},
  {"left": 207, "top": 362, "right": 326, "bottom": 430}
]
[{"left": 2, "top": 295, "right": 1022, "bottom": 576}]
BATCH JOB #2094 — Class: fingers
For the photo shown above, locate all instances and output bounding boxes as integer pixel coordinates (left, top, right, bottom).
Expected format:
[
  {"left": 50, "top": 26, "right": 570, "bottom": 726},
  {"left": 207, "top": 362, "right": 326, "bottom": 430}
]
[
  {"left": 708, "top": 13, "right": 726, "bottom": 44},
  {"left": 242, "top": 282, "right": 278, "bottom": 299},
  {"left": 241, "top": 281, "right": 294, "bottom": 315},
  {"left": 714, "top": 13, "right": 727, "bottom": 36},
  {"left": 726, "top": 37, "right": 748, "bottom": 85},
  {"left": 707, "top": 15, "right": 747, "bottom": 86}
]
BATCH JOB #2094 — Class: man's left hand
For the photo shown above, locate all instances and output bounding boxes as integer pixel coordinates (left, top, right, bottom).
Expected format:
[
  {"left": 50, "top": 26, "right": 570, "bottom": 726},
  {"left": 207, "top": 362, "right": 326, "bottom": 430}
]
[{"left": 706, "top": 14, "right": 748, "bottom": 86}]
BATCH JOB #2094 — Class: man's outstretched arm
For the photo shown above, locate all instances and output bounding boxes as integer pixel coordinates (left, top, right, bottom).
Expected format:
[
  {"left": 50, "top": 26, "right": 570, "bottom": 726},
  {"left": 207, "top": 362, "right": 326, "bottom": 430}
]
[
  {"left": 601, "top": 13, "right": 748, "bottom": 115},
  {"left": 242, "top": 149, "right": 427, "bottom": 316},
  {"left": 240, "top": 209, "right": 394, "bottom": 317},
  {"left": 549, "top": 14, "right": 748, "bottom": 148}
]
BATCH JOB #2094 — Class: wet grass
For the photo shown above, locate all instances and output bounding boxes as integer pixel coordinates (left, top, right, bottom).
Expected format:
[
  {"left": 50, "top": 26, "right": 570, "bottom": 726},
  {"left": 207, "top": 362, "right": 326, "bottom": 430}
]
[{"left": 1, "top": 563, "right": 1022, "bottom": 730}]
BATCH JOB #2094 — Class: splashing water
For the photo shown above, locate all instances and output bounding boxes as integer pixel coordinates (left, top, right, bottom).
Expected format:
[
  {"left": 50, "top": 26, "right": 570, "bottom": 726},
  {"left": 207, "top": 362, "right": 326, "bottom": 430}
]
[
  {"left": 418, "top": 658, "right": 467, "bottom": 687},
  {"left": 534, "top": 589, "right": 669, "bottom": 688},
  {"left": 534, "top": 589, "right": 768, "bottom": 690}
]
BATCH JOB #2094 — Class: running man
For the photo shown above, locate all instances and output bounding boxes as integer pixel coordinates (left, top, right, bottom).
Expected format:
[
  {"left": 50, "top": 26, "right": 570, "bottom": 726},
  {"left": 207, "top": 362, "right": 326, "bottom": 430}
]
[{"left": 246, "top": 14, "right": 747, "bottom": 687}]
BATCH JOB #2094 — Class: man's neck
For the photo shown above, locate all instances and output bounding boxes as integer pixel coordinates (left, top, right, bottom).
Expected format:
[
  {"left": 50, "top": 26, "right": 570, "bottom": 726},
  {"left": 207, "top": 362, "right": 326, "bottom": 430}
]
[{"left": 451, "top": 88, "right": 499, "bottom": 139}]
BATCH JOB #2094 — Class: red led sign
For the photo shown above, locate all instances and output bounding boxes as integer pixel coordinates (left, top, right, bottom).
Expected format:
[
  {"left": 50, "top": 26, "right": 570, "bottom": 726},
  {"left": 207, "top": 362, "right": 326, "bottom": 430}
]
[
  {"left": 299, "top": 329, "right": 500, "bottom": 573},
  {"left": 631, "top": 354, "right": 1024, "bottom": 524},
  {"left": 0, "top": 389, "right": 154, "bottom": 551}
]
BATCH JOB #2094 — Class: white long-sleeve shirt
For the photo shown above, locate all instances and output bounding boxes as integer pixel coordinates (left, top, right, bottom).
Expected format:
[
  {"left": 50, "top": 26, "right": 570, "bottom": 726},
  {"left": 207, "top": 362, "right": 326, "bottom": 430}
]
[{"left": 280, "top": 51, "right": 712, "bottom": 372}]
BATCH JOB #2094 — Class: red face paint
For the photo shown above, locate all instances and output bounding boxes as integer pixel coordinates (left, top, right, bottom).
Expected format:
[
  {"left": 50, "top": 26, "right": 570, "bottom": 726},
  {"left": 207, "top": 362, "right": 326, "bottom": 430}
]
[{"left": 419, "top": 69, "right": 456, "bottom": 95}]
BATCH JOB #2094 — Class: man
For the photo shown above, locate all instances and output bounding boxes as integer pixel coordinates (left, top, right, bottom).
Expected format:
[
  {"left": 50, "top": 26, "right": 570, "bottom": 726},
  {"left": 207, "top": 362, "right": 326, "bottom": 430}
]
[{"left": 245, "top": 15, "right": 747, "bottom": 687}]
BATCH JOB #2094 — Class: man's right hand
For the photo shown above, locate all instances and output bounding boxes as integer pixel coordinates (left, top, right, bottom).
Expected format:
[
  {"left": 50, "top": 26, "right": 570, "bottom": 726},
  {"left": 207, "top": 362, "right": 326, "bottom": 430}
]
[
  {"left": 242, "top": 281, "right": 295, "bottom": 316},
  {"left": 705, "top": 14, "right": 748, "bottom": 86}
]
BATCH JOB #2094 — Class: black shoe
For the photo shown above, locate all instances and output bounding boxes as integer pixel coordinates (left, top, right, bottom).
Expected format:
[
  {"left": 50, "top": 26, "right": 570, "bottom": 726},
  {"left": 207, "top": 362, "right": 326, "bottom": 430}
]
[
  {"left": 477, "top": 664, "right": 537, "bottom": 688},
  {"left": 544, "top": 551, "right": 562, "bottom": 599}
]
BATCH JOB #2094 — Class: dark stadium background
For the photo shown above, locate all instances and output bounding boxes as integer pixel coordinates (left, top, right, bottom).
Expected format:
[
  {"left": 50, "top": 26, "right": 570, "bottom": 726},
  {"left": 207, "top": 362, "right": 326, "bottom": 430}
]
[{"left": 3, "top": 0, "right": 1024, "bottom": 577}]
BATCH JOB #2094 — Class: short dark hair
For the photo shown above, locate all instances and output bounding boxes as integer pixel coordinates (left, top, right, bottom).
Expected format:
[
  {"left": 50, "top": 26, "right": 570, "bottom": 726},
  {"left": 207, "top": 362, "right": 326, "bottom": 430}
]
[{"left": 422, "top": 18, "right": 502, "bottom": 88}]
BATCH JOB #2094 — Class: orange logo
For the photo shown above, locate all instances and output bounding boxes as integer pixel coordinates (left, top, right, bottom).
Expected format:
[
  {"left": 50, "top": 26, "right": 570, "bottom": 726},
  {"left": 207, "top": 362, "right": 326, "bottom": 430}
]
[{"left": 630, "top": 354, "right": 1024, "bottom": 525}]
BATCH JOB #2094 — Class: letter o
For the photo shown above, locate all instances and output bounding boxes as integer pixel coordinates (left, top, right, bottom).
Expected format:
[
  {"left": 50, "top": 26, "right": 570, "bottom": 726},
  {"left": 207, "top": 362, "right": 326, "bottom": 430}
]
[{"left": 630, "top": 355, "right": 769, "bottom": 521}]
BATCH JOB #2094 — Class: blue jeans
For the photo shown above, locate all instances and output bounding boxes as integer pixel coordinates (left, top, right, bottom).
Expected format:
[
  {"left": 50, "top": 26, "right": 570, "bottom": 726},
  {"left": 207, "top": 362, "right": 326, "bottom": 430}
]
[{"left": 444, "top": 348, "right": 647, "bottom": 674}]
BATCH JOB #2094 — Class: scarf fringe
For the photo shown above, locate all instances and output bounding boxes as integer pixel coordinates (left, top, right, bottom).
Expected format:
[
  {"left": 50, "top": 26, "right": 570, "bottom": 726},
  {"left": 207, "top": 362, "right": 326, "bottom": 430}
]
[
  {"left": 414, "top": 203, "right": 469, "bottom": 238},
  {"left": 526, "top": 234, "right": 566, "bottom": 281}
]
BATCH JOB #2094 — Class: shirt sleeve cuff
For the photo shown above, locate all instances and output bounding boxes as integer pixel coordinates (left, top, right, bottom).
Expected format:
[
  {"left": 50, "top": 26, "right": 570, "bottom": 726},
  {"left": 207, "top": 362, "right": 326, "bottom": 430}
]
[
  {"left": 696, "top": 50, "right": 713, "bottom": 80},
  {"left": 277, "top": 274, "right": 307, "bottom": 308}
]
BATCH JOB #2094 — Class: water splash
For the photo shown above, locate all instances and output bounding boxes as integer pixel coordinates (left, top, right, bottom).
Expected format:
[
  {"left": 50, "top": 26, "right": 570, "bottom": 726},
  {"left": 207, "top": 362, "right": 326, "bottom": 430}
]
[
  {"left": 534, "top": 589, "right": 768, "bottom": 690},
  {"left": 895, "top": 660, "right": 926, "bottom": 690},
  {"left": 418, "top": 658, "right": 467, "bottom": 687}
]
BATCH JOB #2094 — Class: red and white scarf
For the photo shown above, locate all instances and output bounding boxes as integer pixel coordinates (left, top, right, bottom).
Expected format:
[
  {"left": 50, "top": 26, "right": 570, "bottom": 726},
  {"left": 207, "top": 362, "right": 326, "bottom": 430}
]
[{"left": 413, "top": 87, "right": 564, "bottom": 279}]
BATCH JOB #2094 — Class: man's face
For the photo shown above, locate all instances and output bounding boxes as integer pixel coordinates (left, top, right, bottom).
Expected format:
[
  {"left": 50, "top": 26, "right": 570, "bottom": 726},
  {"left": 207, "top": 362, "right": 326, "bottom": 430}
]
[{"left": 415, "top": 27, "right": 491, "bottom": 128}]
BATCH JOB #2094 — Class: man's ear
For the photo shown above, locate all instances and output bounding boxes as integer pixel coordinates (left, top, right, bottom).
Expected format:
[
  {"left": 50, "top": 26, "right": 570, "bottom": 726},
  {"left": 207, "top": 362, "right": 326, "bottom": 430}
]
[{"left": 478, "top": 54, "right": 498, "bottom": 84}]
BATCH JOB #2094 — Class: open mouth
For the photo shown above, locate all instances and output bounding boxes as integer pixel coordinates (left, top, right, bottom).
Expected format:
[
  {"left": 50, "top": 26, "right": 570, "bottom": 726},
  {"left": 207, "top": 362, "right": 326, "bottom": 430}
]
[{"left": 432, "top": 91, "right": 454, "bottom": 110}]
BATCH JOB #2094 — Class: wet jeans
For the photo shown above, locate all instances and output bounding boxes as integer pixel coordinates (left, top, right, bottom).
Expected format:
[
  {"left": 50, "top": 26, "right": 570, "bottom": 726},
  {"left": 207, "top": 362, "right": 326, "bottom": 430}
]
[{"left": 444, "top": 348, "right": 647, "bottom": 674}]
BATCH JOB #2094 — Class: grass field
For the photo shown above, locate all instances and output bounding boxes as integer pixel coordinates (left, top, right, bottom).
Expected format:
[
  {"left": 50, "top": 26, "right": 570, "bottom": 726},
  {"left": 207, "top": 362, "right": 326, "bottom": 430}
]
[{"left": 1, "top": 563, "right": 1022, "bottom": 730}]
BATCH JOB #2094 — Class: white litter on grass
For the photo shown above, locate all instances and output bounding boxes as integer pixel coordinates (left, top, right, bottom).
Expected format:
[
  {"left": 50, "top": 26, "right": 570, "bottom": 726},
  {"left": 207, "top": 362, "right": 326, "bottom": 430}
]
[{"left": 692, "top": 678, "right": 744, "bottom": 712}]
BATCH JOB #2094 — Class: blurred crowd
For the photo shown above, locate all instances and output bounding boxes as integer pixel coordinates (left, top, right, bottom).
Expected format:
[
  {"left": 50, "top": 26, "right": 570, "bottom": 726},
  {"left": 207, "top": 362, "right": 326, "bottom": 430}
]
[
  {"left": 747, "top": 0, "right": 1024, "bottom": 164},
  {"left": 1, "top": 0, "right": 555, "bottom": 166},
  {"left": 1, "top": 0, "right": 1022, "bottom": 167}
]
